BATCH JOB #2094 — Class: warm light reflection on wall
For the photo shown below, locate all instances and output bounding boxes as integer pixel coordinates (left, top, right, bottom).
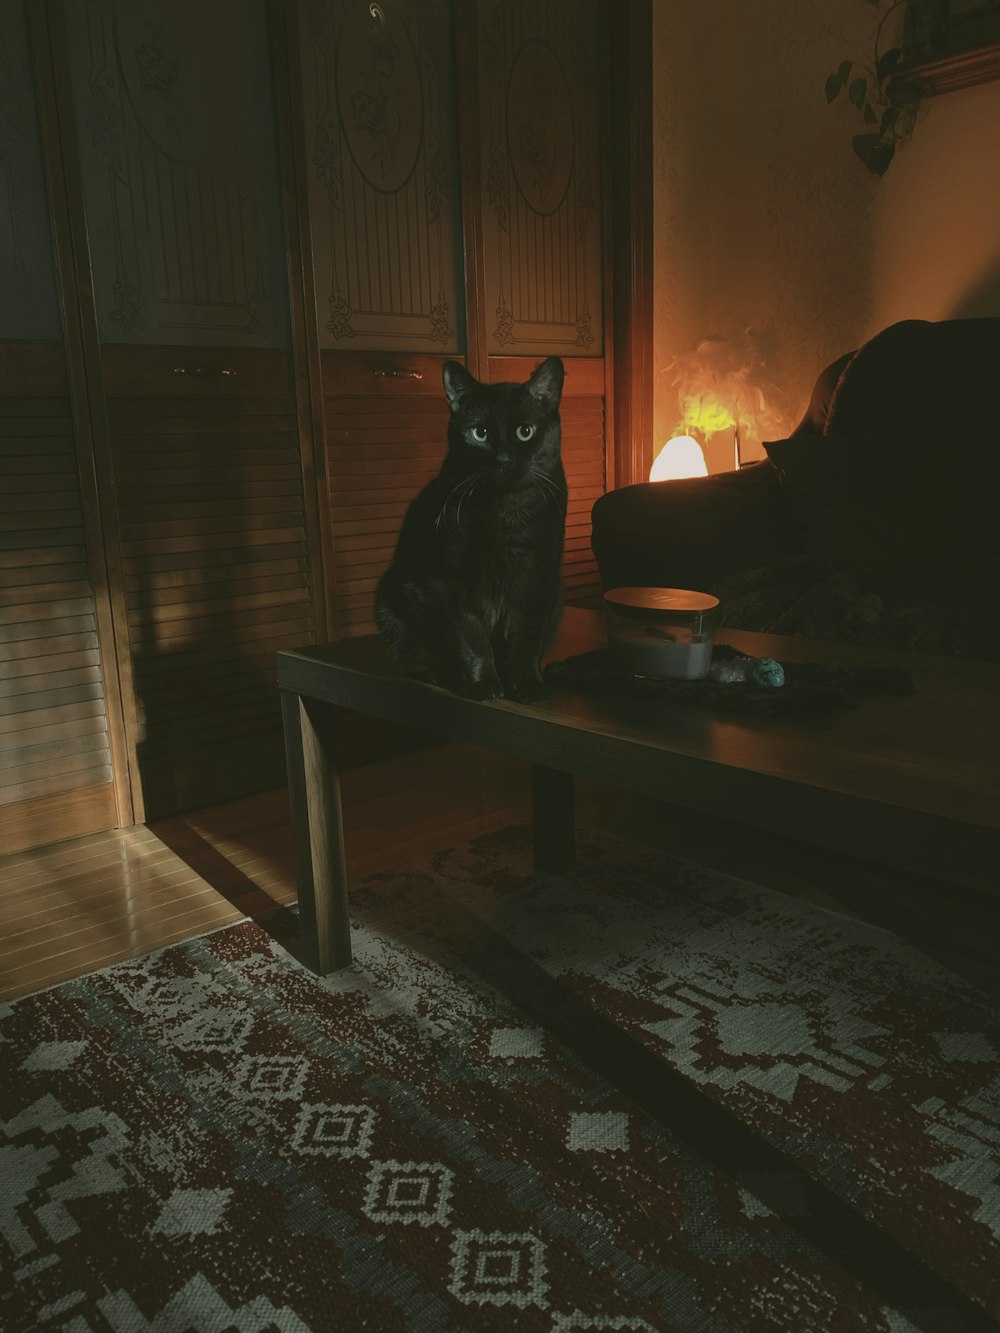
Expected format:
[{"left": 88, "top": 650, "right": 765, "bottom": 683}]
[{"left": 649, "top": 434, "right": 709, "bottom": 481}]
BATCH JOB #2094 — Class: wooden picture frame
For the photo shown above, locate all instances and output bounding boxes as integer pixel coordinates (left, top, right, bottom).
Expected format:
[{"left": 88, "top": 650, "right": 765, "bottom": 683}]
[{"left": 901, "top": 4, "right": 1000, "bottom": 97}]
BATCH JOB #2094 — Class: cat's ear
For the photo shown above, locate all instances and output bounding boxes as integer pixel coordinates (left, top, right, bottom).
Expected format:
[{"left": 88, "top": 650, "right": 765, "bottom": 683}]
[
  {"left": 526, "top": 356, "right": 564, "bottom": 412},
  {"left": 442, "top": 360, "right": 478, "bottom": 413}
]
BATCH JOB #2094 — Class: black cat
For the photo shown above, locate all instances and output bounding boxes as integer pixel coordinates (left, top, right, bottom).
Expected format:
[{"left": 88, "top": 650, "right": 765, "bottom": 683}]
[{"left": 374, "top": 357, "right": 567, "bottom": 702}]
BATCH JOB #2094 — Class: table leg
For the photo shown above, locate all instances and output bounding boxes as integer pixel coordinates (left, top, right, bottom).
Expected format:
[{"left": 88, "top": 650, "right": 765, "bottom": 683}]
[
  {"left": 532, "top": 763, "right": 576, "bottom": 873},
  {"left": 280, "top": 691, "right": 352, "bottom": 972}
]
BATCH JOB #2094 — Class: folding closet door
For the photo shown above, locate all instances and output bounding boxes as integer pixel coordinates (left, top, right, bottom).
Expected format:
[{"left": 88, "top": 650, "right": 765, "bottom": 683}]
[
  {"left": 476, "top": 0, "right": 609, "bottom": 603},
  {"left": 0, "top": 1, "right": 122, "bottom": 854},
  {"left": 299, "top": 0, "right": 611, "bottom": 637},
  {"left": 298, "top": 0, "right": 468, "bottom": 636},
  {"left": 61, "top": 0, "right": 316, "bottom": 817}
]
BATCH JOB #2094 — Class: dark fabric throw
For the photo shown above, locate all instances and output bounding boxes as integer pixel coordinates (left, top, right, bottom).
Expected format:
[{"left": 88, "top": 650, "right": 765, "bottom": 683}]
[
  {"left": 544, "top": 643, "right": 914, "bottom": 718},
  {"left": 822, "top": 317, "right": 1000, "bottom": 438},
  {"left": 763, "top": 431, "right": 981, "bottom": 584},
  {"left": 710, "top": 554, "right": 997, "bottom": 661}
]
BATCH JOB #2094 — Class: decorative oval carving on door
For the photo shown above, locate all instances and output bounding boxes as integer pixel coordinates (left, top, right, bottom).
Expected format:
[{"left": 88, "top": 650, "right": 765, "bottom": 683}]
[
  {"left": 336, "top": 1, "right": 423, "bottom": 194},
  {"left": 506, "top": 39, "right": 574, "bottom": 217},
  {"left": 114, "top": 2, "right": 251, "bottom": 168}
]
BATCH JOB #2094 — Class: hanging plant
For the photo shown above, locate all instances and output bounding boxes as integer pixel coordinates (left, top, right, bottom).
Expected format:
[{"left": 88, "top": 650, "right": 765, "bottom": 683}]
[{"left": 825, "top": 0, "right": 948, "bottom": 175}]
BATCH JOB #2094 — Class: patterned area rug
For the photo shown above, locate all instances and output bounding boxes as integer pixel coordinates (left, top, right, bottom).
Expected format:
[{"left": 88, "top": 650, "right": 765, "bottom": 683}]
[{"left": 2, "top": 827, "right": 998, "bottom": 1333}]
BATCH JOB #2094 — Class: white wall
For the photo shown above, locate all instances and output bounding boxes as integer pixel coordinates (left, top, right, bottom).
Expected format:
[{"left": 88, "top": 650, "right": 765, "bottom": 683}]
[
  {"left": 651, "top": 0, "right": 1000, "bottom": 473},
  {"left": 871, "top": 79, "right": 1000, "bottom": 326}
]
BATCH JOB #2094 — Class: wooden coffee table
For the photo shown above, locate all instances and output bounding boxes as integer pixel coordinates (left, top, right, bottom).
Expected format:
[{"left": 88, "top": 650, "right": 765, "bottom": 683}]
[{"left": 277, "top": 607, "right": 999, "bottom": 973}]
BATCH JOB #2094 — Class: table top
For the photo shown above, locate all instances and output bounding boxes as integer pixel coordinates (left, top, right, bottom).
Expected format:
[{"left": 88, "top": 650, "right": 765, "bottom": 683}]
[{"left": 277, "top": 608, "right": 1000, "bottom": 887}]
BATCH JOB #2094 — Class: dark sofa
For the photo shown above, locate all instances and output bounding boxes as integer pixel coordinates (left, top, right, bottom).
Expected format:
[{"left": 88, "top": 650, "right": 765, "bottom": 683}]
[{"left": 591, "top": 318, "right": 1000, "bottom": 660}]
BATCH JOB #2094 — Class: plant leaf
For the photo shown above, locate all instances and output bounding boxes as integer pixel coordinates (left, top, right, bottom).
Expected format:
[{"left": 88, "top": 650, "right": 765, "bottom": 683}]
[
  {"left": 852, "top": 133, "right": 895, "bottom": 176},
  {"left": 864, "top": 103, "right": 878, "bottom": 124},
  {"left": 877, "top": 47, "right": 902, "bottom": 81},
  {"left": 838, "top": 59, "right": 853, "bottom": 78},
  {"left": 849, "top": 77, "right": 868, "bottom": 108},
  {"left": 826, "top": 71, "right": 847, "bottom": 102}
]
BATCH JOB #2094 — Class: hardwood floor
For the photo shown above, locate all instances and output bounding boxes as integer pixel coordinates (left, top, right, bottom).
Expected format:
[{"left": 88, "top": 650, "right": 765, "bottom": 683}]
[
  {"left": 1, "top": 742, "right": 995, "bottom": 1002},
  {"left": 0, "top": 826, "right": 240, "bottom": 1001},
  {"left": 0, "top": 744, "right": 530, "bottom": 1001}
]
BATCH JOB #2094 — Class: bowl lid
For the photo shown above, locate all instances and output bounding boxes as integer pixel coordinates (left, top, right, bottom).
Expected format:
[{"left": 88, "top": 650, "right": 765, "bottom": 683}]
[{"left": 603, "top": 586, "right": 720, "bottom": 622}]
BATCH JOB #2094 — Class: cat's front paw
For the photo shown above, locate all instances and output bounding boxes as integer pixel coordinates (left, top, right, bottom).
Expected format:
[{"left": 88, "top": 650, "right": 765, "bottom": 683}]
[{"left": 456, "top": 677, "right": 504, "bottom": 701}]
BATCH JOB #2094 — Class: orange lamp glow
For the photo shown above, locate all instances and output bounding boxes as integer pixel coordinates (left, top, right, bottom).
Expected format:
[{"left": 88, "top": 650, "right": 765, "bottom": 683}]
[{"left": 649, "top": 435, "right": 709, "bottom": 482}]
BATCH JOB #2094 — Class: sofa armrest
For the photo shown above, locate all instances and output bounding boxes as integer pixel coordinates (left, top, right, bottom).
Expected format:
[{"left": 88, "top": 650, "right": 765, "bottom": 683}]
[{"left": 591, "top": 460, "right": 801, "bottom": 593}]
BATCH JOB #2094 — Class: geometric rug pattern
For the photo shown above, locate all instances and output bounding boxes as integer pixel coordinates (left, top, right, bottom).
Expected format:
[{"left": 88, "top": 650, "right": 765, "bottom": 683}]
[{"left": 1, "top": 826, "right": 997, "bottom": 1332}]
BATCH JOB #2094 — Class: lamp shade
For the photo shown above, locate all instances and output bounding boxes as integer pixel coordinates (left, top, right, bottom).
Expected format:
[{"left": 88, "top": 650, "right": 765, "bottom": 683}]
[{"left": 649, "top": 435, "right": 708, "bottom": 482}]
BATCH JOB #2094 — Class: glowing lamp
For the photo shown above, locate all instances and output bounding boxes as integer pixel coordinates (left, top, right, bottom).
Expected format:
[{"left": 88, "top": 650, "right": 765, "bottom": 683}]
[{"left": 649, "top": 435, "right": 709, "bottom": 482}]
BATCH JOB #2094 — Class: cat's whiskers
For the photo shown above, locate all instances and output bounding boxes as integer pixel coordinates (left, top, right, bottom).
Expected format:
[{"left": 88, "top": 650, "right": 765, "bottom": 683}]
[
  {"left": 454, "top": 474, "right": 481, "bottom": 530},
  {"left": 528, "top": 467, "right": 561, "bottom": 506},
  {"left": 434, "top": 476, "right": 471, "bottom": 533},
  {"left": 435, "top": 471, "right": 482, "bottom": 534}
]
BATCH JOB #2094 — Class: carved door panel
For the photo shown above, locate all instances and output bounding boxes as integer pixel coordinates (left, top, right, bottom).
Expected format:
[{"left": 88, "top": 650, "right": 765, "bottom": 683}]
[
  {"left": 479, "top": 0, "right": 603, "bottom": 358},
  {"left": 62, "top": 0, "right": 315, "bottom": 817},
  {"left": 0, "top": 1, "right": 119, "bottom": 855},
  {"left": 303, "top": 0, "right": 465, "bottom": 353},
  {"left": 477, "top": 0, "right": 608, "bottom": 601}
]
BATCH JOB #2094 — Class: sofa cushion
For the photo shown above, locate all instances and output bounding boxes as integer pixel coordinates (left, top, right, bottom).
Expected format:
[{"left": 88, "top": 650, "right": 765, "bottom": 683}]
[
  {"left": 591, "top": 461, "right": 801, "bottom": 593},
  {"left": 763, "top": 431, "right": 985, "bottom": 591}
]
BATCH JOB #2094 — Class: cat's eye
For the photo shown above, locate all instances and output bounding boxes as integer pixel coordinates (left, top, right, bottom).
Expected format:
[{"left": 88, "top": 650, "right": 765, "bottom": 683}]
[
  {"left": 515, "top": 424, "right": 535, "bottom": 442},
  {"left": 470, "top": 425, "right": 489, "bottom": 443}
]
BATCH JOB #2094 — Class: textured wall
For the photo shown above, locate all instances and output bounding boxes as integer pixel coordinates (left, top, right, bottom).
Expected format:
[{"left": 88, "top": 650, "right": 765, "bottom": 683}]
[
  {"left": 652, "top": 0, "right": 1000, "bottom": 474},
  {"left": 871, "top": 79, "right": 1000, "bottom": 328}
]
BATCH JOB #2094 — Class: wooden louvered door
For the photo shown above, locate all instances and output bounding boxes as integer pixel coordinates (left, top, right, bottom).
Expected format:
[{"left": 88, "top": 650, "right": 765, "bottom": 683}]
[
  {"left": 102, "top": 348, "right": 314, "bottom": 816},
  {"left": 60, "top": 0, "right": 316, "bottom": 818},
  {"left": 0, "top": 348, "right": 118, "bottom": 853},
  {"left": 1, "top": 1, "right": 126, "bottom": 854},
  {"left": 322, "top": 353, "right": 454, "bottom": 636},
  {"left": 4, "top": 0, "right": 638, "bottom": 849},
  {"left": 299, "top": 0, "right": 611, "bottom": 637}
]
